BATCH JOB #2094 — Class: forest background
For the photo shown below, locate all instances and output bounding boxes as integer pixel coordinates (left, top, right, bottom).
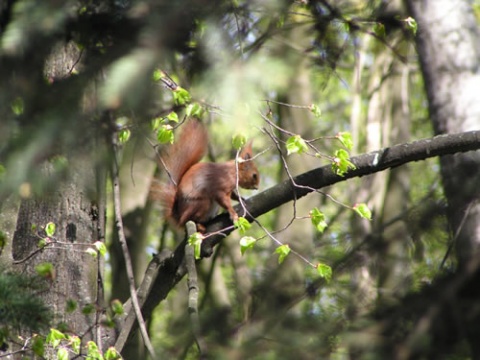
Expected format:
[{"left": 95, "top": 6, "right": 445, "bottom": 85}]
[{"left": 1, "top": 0, "right": 480, "bottom": 359}]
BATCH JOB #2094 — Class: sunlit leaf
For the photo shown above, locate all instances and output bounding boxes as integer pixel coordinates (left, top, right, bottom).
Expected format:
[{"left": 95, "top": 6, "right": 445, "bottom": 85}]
[
  {"left": 110, "top": 299, "right": 124, "bottom": 316},
  {"left": 173, "top": 87, "right": 191, "bottom": 106},
  {"left": 310, "top": 208, "right": 328, "bottom": 233},
  {"left": 118, "top": 128, "right": 131, "bottom": 144},
  {"left": 239, "top": 236, "right": 256, "bottom": 255},
  {"left": 309, "top": 103, "right": 322, "bottom": 118},
  {"left": 275, "top": 244, "right": 291, "bottom": 264},
  {"left": 286, "top": 135, "right": 308, "bottom": 155},
  {"left": 105, "top": 347, "right": 122, "bottom": 360},
  {"left": 185, "top": 102, "right": 204, "bottom": 119},
  {"left": 353, "top": 203, "right": 372, "bottom": 220},
  {"left": 94, "top": 241, "right": 107, "bottom": 257},
  {"left": 232, "top": 133, "right": 247, "bottom": 150},
  {"left": 45, "top": 222, "right": 56, "bottom": 237},
  {"left": 336, "top": 132, "right": 354, "bottom": 151},
  {"left": 46, "top": 328, "right": 66, "bottom": 348},
  {"left": 188, "top": 232, "right": 204, "bottom": 260},
  {"left": 316, "top": 263, "right": 332, "bottom": 282},
  {"left": 234, "top": 217, "right": 251, "bottom": 235},
  {"left": 157, "top": 125, "right": 174, "bottom": 144}
]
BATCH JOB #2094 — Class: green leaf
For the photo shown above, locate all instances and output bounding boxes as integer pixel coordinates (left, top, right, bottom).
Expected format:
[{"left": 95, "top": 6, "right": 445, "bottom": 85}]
[
  {"left": 157, "top": 125, "right": 174, "bottom": 144},
  {"left": 118, "top": 128, "right": 131, "bottom": 144},
  {"left": 104, "top": 347, "right": 122, "bottom": 360},
  {"left": 11, "top": 97, "right": 24, "bottom": 115},
  {"left": 152, "top": 69, "right": 164, "bottom": 82},
  {"left": 94, "top": 241, "right": 107, "bottom": 257},
  {"left": 173, "top": 87, "right": 191, "bottom": 106},
  {"left": 32, "top": 335, "right": 45, "bottom": 356},
  {"left": 239, "top": 236, "right": 256, "bottom": 255},
  {"left": 46, "top": 328, "right": 66, "bottom": 348},
  {"left": 87, "top": 341, "right": 102, "bottom": 360},
  {"left": 66, "top": 299, "right": 77, "bottom": 313},
  {"left": 35, "top": 262, "right": 55, "bottom": 279},
  {"left": 86, "top": 247, "right": 98, "bottom": 258},
  {"left": 37, "top": 238, "right": 47, "bottom": 248},
  {"left": 331, "top": 149, "right": 356, "bottom": 176},
  {"left": 234, "top": 217, "right": 251, "bottom": 235},
  {"left": 45, "top": 222, "right": 56, "bottom": 237},
  {"left": 151, "top": 117, "right": 164, "bottom": 131},
  {"left": 188, "top": 232, "right": 204, "bottom": 260},
  {"left": 405, "top": 16, "right": 417, "bottom": 35},
  {"left": 275, "top": 244, "right": 291, "bottom": 264},
  {"left": 310, "top": 208, "right": 328, "bottom": 233},
  {"left": 166, "top": 111, "right": 179, "bottom": 123},
  {"left": 232, "top": 133, "right": 247, "bottom": 150},
  {"left": 185, "top": 103, "right": 204, "bottom": 119},
  {"left": 110, "top": 299, "right": 124, "bottom": 316},
  {"left": 309, "top": 103, "right": 322, "bottom": 118},
  {"left": 57, "top": 347, "right": 69, "bottom": 360},
  {"left": 286, "top": 135, "right": 308, "bottom": 155},
  {"left": 336, "top": 132, "right": 354, "bottom": 151},
  {"left": 69, "top": 335, "right": 80, "bottom": 354},
  {"left": 373, "top": 23, "right": 385, "bottom": 38},
  {"left": 353, "top": 203, "right": 372, "bottom": 220},
  {"left": 316, "top": 263, "right": 332, "bottom": 282}
]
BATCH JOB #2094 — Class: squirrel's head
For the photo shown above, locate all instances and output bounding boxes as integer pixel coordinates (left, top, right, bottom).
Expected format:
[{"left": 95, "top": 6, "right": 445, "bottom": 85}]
[{"left": 238, "top": 141, "right": 260, "bottom": 190}]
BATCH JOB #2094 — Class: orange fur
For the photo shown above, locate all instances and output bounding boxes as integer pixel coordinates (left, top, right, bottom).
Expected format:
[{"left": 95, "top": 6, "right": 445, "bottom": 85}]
[{"left": 151, "top": 120, "right": 259, "bottom": 231}]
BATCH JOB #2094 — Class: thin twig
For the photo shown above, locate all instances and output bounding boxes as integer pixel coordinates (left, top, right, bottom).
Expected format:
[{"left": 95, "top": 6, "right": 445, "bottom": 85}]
[{"left": 111, "top": 138, "right": 156, "bottom": 358}]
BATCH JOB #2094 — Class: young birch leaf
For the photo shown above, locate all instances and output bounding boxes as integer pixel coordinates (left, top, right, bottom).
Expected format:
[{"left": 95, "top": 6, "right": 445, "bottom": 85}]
[
  {"left": 87, "top": 341, "right": 102, "bottom": 359},
  {"left": 111, "top": 299, "right": 124, "bottom": 316},
  {"left": 232, "top": 133, "right": 247, "bottom": 150},
  {"left": 105, "top": 347, "right": 122, "bottom": 360},
  {"left": 336, "top": 132, "right": 354, "bottom": 151},
  {"left": 286, "top": 135, "right": 308, "bottom": 155},
  {"left": 86, "top": 248, "right": 98, "bottom": 258},
  {"left": 118, "top": 128, "right": 131, "bottom": 144},
  {"left": 45, "top": 222, "right": 56, "bottom": 237},
  {"left": 185, "top": 103, "right": 204, "bottom": 119},
  {"left": 57, "top": 347, "right": 68, "bottom": 360},
  {"left": 188, "top": 232, "right": 204, "bottom": 260},
  {"left": 239, "top": 236, "right": 256, "bottom": 255},
  {"left": 69, "top": 335, "right": 81, "bottom": 354},
  {"left": 309, "top": 103, "right": 322, "bottom": 118},
  {"left": 151, "top": 117, "right": 164, "bottom": 131},
  {"left": 353, "top": 203, "right": 372, "bottom": 220},
  {"left": 157, "top": 125, "right": 174, "bottom": 144},
  {"left": 234, "top": 217, "right": 251, "bottom": 235},
  {"left": 310, "top": 208, "right": 328, "bottom": 233},
  {"left": 46, "top": 328, "right": 66, "bottom": 348},
  {"left": 275, "top": 244, "right": 291, "bottom": 264},
  {"left": 94, "top": 241, "right": 107, "bottom": 257},
  {"left": 152, "top": 69, "right": 164, "bottom": 82},
  {"left": 173, "top": 87, "right": 191, "bottom": 106},
  {"left": 405, "top": 16, "right": 417, "bottom": 35},
  {"left": 166, "top": 111, "right": 179, "bottom": 123},
  {"left": 316, "top": 263, "right": 332, "bottom": 282},
  {"left": 332, "top": 149, "right": 356, "bottom": 176}
]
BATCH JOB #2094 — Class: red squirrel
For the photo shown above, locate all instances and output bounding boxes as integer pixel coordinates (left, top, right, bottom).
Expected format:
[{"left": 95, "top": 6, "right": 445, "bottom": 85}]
[{"left": 153, "top": 119, "right": 260, "bottom": 232}]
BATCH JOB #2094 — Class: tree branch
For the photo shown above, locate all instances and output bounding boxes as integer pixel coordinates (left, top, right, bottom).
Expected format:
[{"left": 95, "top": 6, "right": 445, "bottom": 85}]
[{"left": 123, "top": 130, "right": 480, "bottom": 337}]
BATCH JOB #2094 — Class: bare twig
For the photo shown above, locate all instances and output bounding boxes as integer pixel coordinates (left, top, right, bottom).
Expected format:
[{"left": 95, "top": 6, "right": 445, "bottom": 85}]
[{"left": 111, "top": 138, "right": 156, "bottom": 358}]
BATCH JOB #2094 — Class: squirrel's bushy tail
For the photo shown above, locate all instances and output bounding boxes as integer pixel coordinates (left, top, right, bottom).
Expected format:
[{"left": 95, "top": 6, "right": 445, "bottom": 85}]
[{"left": 151, "top": 119, "right": 208, "bottom": 221}]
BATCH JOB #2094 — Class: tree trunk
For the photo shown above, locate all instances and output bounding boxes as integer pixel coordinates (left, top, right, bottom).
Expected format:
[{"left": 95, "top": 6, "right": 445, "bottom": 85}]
[
  {"left": 407, "top": 0, "right": 480, "bottom": 266},
  {"left": 407, "top": 0, "right": 480, "bottom": 356}
]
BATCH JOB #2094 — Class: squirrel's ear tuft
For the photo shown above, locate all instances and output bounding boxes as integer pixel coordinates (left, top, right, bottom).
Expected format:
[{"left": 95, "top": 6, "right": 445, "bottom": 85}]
[{"left": 240, "top": 140, "right": 254, "bottom": 160}]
